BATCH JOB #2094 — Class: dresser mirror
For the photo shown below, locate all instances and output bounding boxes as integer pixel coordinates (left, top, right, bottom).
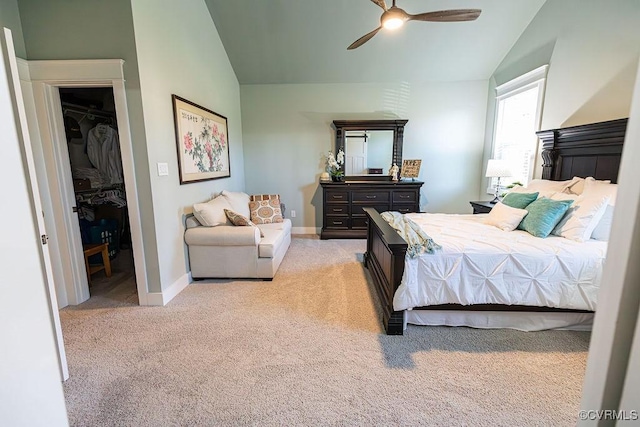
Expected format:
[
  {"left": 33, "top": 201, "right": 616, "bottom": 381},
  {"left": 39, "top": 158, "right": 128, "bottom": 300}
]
[{"left": 332, "top": 119, "right": 408, "bottom": 179}]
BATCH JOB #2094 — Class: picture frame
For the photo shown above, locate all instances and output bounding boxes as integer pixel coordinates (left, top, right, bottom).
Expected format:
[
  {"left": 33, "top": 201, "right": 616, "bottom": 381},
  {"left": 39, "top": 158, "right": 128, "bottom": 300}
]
[
  {"left": 172, "top": 94, "right": 230, "bottom": 184},
  {"left": 400, "top": 159, "right": 422, "bottom": 179}
]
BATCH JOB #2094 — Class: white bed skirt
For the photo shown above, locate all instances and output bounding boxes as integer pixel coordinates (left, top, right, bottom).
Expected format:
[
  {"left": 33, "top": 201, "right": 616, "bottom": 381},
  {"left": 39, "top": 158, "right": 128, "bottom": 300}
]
[{"left": 405, "top": 310, "right": 594, "bottom": 332}]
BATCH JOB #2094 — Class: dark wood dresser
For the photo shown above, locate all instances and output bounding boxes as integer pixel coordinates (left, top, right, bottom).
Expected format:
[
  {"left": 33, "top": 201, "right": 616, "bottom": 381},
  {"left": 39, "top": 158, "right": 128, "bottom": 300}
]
[{"left": 320, "top": 180, "right": 424, "bottom": 239}]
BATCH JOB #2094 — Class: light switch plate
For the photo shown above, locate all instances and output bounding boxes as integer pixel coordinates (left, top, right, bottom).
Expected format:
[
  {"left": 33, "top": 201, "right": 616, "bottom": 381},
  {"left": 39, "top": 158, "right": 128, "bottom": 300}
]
[{"left": 157, "top": 162, "right": 169, "bottom": 176}]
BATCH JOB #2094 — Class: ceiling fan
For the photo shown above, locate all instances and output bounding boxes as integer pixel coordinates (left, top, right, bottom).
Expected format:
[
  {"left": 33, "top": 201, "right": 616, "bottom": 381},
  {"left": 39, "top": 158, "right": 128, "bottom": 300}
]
[{"left": 347, "top": 0, "right": 481, "bottom": 50}]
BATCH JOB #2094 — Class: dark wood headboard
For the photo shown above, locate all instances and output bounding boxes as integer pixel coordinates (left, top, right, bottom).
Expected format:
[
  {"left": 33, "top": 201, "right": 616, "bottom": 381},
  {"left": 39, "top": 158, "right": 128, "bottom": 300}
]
[{"left": 537, "top": 118, "right": 628, "bottom": 183}]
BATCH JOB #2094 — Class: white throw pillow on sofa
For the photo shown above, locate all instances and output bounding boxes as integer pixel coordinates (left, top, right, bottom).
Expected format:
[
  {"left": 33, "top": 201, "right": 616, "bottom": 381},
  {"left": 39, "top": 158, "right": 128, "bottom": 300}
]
[
  {"left": 551, "top": 193, "right": 610, "bottom": 242},
  {"left": 193, "top": 195, "right": 233, "bottom": 226},
  {"left": 221, "top": 190, "right": 251, "bottom": 218},
  {"left": 484, "top": 202, "right": 529, "bottom": 231}
]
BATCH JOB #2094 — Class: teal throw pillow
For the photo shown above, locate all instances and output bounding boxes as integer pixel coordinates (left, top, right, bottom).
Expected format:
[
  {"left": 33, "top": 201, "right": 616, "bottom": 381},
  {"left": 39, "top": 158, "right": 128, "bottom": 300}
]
[
  {"left": 518, "top": 197, "right": 574, "bottom": 238},
  {"left": 501, "top": 192, "right": 539, "bottom": 209}
]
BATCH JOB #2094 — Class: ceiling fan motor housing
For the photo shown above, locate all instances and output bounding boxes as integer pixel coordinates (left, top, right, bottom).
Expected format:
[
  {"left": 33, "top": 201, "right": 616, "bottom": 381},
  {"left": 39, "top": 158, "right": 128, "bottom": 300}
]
[{"left": 381, "top": 7, "right": 408, "bottom": 29}]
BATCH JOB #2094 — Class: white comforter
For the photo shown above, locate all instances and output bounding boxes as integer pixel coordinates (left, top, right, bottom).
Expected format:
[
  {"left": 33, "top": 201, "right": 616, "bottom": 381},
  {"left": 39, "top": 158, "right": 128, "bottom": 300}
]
[{"left": 393, "top": 213, "right": 608, "bottom": 312}]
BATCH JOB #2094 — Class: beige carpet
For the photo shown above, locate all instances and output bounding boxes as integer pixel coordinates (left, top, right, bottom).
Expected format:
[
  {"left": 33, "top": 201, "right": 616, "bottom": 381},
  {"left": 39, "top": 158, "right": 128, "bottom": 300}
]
[{"left": 60, "top": 236, "right": 590, "bottom": 426}]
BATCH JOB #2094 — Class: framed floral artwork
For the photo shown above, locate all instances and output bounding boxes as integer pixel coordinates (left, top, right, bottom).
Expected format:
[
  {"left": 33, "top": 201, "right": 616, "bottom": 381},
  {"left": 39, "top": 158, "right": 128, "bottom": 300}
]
[{"left": 172, "top": 95, "right": 230, "bottom": 184}]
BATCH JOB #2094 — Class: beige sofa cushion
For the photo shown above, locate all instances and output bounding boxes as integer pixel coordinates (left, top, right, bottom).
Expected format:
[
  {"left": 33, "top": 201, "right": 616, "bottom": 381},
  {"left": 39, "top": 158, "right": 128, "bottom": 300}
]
[
  {"left": 185, "top": 225, "right": 260, "bottom": 246},
  {"left": 257, "top": 219, "right": 292, "bottom": 258}
]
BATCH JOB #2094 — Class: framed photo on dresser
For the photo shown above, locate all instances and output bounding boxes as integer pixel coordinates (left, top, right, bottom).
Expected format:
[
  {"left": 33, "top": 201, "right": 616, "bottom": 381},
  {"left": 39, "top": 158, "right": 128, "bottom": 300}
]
[{"left": 400, "top": 159, "right": 422, "bottom": 179}]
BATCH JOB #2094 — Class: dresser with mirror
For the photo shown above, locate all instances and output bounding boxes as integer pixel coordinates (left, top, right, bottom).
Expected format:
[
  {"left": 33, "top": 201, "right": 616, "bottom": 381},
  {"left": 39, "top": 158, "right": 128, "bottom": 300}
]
[{"left": 320, "top": 119, "right": 423, "bottom": 239}]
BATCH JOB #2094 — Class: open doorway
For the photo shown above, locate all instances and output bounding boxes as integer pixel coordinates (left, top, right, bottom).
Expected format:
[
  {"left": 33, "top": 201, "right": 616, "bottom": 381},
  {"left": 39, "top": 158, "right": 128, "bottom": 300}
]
[{"left": 59, "top": 87, "right": 137, "bottom": 304}]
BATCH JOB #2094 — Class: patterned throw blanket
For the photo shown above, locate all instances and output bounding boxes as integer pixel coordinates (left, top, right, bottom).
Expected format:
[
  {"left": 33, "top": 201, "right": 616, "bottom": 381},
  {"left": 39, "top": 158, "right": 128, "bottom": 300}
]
[{"left": 380, "top": 211, "right": 441, "bottom": 258}]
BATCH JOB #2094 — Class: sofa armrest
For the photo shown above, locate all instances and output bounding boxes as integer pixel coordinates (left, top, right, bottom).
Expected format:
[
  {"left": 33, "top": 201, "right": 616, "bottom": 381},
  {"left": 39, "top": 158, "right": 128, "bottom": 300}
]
[{"left": 185, "top": 225, "right": 260, "bottom": 246}]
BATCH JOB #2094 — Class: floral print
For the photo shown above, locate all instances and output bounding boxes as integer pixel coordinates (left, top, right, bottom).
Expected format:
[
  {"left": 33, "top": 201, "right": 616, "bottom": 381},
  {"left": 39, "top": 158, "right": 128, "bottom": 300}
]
[{"left": 183, "top": 117, "right": 228, "bottom": 173}]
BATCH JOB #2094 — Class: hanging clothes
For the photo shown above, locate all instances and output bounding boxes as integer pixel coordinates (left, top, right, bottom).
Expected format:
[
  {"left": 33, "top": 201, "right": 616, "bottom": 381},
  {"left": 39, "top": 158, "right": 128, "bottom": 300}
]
[{"left": 87, "top": 124, "right": 123, "bottom": 184}]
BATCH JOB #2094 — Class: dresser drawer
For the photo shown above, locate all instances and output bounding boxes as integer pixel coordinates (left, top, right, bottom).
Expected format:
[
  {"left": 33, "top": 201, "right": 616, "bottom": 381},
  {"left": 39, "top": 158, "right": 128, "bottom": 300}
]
[
  {"left": 351, "top": 204, "right": 390, "bottom": 216},
  {"left": 392, "top": 204, "right": 418, "bottom": 214},
  {"left": 326, "top": 205, "right": 349, "bottom": 215},
  {"left": 352, "top": 191, "right": 389, "bottom": 202},
  {"left": 326, "top": 191, "right": 349, "bottom": 203},
  {"left": 351, "top": 217, "right": 368, "bottom": 229},
  {"left": 325, "top": 218, "right": 348, "bottom": 228},
  {"left": 393, "top": 191, "right": 417, "bottom": 203}
]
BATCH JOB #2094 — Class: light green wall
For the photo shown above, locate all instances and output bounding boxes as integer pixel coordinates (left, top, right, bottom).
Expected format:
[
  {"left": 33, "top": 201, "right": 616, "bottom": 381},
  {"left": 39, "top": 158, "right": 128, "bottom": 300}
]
[
  {"left": 130, "top": 0, "right": 245, "bottom": 290},
  {"left": 0, "top": 0, "right": 26, "bottom": 57},
  {"left": 241, "top": 81, "right": 488, "bottom": 228},
  {"left": 18, "top": 0, "right": 161, "bottom": 291},
  {"left": 482, "top": 0, "right": 640, "bottom": 188}
]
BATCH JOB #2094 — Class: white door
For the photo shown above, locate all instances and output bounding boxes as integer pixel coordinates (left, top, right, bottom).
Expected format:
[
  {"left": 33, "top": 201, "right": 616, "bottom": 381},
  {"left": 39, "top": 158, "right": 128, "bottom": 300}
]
[
  {"left": 345, "top": 136, "right": 367, "bottom": 175},
  {"left": 1, "top": 28, "right": 69, "bottom": 380}
]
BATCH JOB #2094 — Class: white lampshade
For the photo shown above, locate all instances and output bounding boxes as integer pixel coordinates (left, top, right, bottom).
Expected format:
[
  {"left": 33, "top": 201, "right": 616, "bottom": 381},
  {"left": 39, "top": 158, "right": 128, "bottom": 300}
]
[{"left": 485, "top": 159, "right": 513, "bottom": 178}]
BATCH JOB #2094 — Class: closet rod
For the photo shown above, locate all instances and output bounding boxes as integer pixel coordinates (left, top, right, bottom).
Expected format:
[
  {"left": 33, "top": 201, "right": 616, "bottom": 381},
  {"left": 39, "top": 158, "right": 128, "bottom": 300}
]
[{"left": 61, "top": 101, "right": 115, "bottom": 119}]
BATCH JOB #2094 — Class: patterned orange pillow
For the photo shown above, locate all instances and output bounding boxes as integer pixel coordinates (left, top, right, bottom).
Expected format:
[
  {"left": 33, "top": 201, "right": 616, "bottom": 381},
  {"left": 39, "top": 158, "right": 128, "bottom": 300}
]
[
  {"left": 249, "top": 194, "right": 283, "bottom": 224},
  {"left": 224, "top": 209, "right": 252, "bottom": 226},
  {"left": 224, "top": 209, "right": 263, "bottom": 237}
]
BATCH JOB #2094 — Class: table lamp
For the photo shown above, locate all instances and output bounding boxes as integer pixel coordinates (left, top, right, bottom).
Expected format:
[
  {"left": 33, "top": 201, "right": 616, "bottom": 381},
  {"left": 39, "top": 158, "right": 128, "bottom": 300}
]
[{"left": 485, "top": 159, "right": 513, "bottom": 204}]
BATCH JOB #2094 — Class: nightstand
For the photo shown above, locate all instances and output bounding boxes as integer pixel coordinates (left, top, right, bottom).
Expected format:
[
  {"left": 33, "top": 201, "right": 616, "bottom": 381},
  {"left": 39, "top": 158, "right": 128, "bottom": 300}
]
[{"left": 469, "top": 200, "right": 495, "bottom": 214}]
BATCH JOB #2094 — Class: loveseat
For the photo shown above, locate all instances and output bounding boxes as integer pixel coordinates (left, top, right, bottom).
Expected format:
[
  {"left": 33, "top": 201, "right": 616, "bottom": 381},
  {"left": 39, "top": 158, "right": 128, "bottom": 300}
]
[{"left": 184, "top": 191, "right": 291, "bottom": 280}]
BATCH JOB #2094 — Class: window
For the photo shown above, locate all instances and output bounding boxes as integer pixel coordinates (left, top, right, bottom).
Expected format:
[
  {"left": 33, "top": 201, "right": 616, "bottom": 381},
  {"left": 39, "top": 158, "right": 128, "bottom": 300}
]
[{"left": 489, "top": 65, "right": 548, "bottom": 192}]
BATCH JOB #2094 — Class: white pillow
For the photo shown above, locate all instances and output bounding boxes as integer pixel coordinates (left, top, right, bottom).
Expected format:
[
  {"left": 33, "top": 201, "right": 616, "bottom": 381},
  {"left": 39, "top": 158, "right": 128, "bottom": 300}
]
[
  {"left": 484, "top": 202, "right": 528, "bottom": 231},
  {"left": 221, "top": 190, "right": 251, "bottom": 218},
  {"left": 591, "top": 205, "right": 614, "bottom": 241},
  {"left": 509, "top": 184, "right": 555, "bottom": 199},
  {"left": 527, "top": 178, "right": 580, "bottom": 194},
  {"left": 582, "top": 180, "right": 618, "bottom": 241},
  {"left": 193, "top": 195, "right": 233, "bottom": 226},
  {"left": 568, "top": 177, "right": 611, "bottom": 195},
  {"left": 551, "top": 193, "right": 610, "bottom": 242}
]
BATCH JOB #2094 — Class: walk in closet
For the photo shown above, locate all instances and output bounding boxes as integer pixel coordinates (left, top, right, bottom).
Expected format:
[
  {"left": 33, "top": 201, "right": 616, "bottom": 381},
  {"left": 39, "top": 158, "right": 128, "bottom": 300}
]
[{"left": 60, "top": 87, "right": 136, "bottom": 301}]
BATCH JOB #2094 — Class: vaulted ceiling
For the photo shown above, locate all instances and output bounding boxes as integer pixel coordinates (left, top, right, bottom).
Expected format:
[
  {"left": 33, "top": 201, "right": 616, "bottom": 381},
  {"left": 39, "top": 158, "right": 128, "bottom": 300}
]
[{"left": 205, "top": 0, "right": 546, "bottom": 84}]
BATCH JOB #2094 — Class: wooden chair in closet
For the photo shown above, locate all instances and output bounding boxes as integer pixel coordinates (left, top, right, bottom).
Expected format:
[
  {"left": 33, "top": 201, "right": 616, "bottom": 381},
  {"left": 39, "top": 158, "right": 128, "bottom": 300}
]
[{"left": 83, "top": 243, "right": 112, "bottom": 284}]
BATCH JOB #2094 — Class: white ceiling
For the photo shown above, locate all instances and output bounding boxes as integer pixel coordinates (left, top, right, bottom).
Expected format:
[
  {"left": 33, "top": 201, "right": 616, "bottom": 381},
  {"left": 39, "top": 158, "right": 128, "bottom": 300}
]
[{"left": 205, "top": 0, "right": 546, "bottom": 85}]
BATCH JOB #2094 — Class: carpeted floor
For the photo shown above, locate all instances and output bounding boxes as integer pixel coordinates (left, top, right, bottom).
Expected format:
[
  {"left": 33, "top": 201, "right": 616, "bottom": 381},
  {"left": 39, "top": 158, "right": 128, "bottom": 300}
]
[{"left": 60, "top": 236, "right": 590, "bottom": 426}]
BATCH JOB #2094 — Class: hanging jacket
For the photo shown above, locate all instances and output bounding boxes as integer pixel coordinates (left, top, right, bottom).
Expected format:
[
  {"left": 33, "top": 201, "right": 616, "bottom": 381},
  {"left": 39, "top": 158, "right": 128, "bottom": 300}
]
[{"left": 87, "top": 124, "right": 123, "bottom": 185}]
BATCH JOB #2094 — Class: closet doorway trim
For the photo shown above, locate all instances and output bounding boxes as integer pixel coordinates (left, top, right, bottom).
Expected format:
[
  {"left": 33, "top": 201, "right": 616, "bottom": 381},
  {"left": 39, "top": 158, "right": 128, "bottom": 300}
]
[{"left": 23, "top": 59, "right": 150, "bottom": 306}]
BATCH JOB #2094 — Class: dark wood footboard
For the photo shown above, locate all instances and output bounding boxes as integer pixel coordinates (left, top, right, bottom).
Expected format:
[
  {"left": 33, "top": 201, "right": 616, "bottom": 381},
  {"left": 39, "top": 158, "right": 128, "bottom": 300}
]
[{"left": 363, "top": 207, "right": 407, "bottom": 335}]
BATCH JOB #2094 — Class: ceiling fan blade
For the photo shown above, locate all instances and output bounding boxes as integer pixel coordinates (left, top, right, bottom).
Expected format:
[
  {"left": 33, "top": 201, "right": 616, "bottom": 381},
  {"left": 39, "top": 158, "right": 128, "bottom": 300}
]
[
  {"left": 409, "top": 9, "right": 481, "bottom": 22},
  {"left": 347, "top": 26, "right": 382, "bottom": 50},
  {"left": 369, "top": 0, "right": 387, "bottom": 11}
]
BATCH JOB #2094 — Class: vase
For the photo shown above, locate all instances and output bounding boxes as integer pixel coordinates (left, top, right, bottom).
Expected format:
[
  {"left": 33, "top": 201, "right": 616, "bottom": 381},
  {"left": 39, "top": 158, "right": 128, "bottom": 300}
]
[{"left": 331, "top": 175, "right": 344, "bottom": 182}]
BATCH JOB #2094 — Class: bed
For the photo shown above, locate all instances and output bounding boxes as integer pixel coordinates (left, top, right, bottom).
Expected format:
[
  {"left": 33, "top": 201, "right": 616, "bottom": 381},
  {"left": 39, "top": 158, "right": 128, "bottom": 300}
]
[{"left": 364, "top": 118, "right": 627, "bottom": 335}]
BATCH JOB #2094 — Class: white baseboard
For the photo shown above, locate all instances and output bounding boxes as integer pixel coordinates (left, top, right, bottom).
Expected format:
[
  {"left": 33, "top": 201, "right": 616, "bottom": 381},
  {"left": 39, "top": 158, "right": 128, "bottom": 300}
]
[
  {"left": 291, "top": 227, "right": 320, "bottom": 235},
  {"left": 145, "top": 272, "right": 192, "bottom": 306}
]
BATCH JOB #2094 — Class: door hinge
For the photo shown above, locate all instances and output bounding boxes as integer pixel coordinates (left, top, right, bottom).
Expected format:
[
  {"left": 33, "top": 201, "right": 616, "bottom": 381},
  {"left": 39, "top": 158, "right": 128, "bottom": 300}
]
[{"left": 41, "top": 234, "right": 49, "bottom": 245}]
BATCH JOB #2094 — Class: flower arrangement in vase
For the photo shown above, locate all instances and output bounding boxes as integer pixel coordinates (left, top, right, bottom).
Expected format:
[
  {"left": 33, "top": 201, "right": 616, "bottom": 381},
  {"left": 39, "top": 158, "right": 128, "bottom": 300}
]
[{"left": 327, "top": 149, "right": 345, "bottom": 182}]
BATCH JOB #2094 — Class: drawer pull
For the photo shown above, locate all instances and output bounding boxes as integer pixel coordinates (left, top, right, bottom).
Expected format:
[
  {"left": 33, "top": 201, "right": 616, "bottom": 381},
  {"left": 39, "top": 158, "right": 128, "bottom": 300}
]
[
  {"left": 333, "top": 221, "right": 343, "bottom": 225},
  {"left": 399, "top": 195, "right": 410, "bottom": 199},
  {"left": 332, "top": 208, "right": 342, "bottom": 212},
  {"left": 399, "top": 208, "right": 410, "bottom": 213},
  {"left": 332, "top": 195, "right": 344, "bottom": 199},
  {"left": 366, "top": 195, "right": 377, "bottom": 199}
]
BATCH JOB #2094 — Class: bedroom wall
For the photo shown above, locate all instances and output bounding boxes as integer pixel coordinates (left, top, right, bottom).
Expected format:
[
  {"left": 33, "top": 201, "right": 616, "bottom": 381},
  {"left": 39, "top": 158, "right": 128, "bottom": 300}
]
[
  {"left": 130, "top": 0, "right": 245, "bottom": 291},
  {"left": 0, "top": 0, "right": 26, "bottom": 57},
  {"left": 481, "top": 0, "right": 640, "bottom": 189},
  {"left": 241, "top": 81, "right": 488, "bottom": 229},
  {"left": 17, "top": 0, "right": 162, "bottom": 293}
]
